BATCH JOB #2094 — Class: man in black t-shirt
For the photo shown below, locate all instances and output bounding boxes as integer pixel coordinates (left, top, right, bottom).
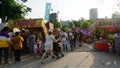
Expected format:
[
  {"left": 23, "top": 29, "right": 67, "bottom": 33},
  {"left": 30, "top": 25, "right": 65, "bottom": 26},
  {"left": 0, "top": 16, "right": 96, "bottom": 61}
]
[{"left": 78, "top": 32, "right": 83, "bottom": 46}]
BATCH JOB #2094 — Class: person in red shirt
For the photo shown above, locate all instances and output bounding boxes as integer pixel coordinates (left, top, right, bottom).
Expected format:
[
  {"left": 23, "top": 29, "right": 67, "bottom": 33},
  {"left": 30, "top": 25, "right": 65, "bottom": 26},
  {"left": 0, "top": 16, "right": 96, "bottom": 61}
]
[{"left": 21, "top": 30, "right": 28, "bottom": 55}]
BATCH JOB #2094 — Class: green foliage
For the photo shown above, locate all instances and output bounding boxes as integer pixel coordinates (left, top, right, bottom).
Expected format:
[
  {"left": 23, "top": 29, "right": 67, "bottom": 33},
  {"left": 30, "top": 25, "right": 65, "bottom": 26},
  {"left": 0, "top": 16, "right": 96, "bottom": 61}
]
[
  {"left": 69, "top": 22, "right": 74, "bottom": 28},
  {"left": 0, "top": 0, "right": 31, "bottom": 23},
  {"left": 53, "top": 21, "right": 61, "bottom": 28},
  {"left": 61, "top": 26, "right": 69, "bottom": 31},
  {"left": 80, "top": 20, "right": 91, "bottom": 29},
  {"left": 72, "top": 20, "right": 80, "bottom": 27},
  {"left": 61, "top": 19, "right": 92, "bottom": 30}
]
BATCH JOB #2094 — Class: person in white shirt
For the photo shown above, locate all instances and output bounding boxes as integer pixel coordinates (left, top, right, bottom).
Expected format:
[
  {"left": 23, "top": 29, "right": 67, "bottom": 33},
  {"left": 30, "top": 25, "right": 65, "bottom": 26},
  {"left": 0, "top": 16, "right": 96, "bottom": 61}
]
[{"left": 41, "top": 29, "right": 55, "bottom": 63}]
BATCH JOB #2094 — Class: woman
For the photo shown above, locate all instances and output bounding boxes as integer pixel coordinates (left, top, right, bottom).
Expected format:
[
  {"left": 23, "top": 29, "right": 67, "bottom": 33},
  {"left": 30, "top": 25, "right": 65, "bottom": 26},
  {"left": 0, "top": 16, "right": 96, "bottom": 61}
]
[
  {"left": 11, "top": 32, "right": 24, "bottom": 62},
  {"left": 41, "top": 30, "right": 55, "bottom": 63}
]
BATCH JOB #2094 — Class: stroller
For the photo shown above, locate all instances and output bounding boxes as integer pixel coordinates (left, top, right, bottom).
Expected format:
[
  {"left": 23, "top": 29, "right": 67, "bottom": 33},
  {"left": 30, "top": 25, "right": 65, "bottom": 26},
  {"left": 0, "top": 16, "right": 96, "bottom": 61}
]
[{"left": 53, "top": 41, "right": 64, "bottom": 59}]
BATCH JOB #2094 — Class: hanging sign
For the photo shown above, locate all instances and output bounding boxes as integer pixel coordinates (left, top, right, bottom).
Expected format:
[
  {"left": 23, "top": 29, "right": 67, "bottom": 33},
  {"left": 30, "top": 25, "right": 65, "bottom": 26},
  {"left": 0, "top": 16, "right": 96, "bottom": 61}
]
[{"left": 7, "top": 18, "right": 44, "bottom": 28}]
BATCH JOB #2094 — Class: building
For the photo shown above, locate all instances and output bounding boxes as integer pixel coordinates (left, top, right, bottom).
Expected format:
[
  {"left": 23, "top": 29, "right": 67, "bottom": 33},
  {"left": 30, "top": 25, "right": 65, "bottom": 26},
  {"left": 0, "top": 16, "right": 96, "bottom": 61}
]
[
  {"left": 60, "top": 20, "right": 70, "bottom": 27},
  {"left": 89, "top": 8, "right": 98, "bottom": 22},
  {"left": 49, "top": 13, "right": 58, "bottom": 22},
  {"left": 112, "top": 12, "right": 120, "bottom": 26}
]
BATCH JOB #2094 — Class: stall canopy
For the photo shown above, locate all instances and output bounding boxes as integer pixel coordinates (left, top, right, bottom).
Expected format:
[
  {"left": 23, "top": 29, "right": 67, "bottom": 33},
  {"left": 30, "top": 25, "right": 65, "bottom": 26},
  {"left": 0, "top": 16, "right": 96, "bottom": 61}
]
[
  {"left": 7, "top": 18, "right": 47, "bottom": 34},
  {"left": 96, "top": 26, "right": 120, "bottom": 32}
]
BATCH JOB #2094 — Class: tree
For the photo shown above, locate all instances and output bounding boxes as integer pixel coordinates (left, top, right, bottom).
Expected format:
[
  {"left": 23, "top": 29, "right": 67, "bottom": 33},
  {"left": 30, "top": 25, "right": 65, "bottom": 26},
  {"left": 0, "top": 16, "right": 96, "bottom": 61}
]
[
  {"left": 68, "top": 22, "right": 73, "bottom": 28},
  {"left": 53, "top": 21, "right": 61, "bottom": 28},
  {"left": 0, "top": 0, "right": 31, "bottom": 23},
  {"left": 80, "top": 20, "right": 91, "bottom": 29},
  {"left": 71, "top": 20, "right": 80, "bottom": 27},
  {"left": 49, "top": 13, "right": 61, "bottom": 28}
]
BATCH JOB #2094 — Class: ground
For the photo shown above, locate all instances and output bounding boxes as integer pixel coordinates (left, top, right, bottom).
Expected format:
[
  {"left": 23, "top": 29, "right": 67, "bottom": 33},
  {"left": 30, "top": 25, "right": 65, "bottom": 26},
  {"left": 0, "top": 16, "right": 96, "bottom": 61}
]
[{"left": 0, "top": 42, "right": 120, "bottom": 68}]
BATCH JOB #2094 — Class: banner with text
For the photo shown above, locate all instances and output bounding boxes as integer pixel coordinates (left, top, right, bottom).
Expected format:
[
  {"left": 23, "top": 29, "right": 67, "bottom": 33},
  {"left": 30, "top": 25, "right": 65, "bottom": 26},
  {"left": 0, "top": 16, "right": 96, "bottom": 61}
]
[
  {"left": 75, "top": 27, "right": 90, "bottom": 36},
  {"left": 7, "top": 18, "right": 44, "bottom": 28}
]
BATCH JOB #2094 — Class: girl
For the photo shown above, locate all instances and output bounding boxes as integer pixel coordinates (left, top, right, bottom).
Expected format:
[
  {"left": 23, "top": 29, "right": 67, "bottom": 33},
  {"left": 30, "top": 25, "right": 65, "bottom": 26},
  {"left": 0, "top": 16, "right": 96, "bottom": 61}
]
[{"left": 34, "top": 39, "right": 41, "bottom": 58}]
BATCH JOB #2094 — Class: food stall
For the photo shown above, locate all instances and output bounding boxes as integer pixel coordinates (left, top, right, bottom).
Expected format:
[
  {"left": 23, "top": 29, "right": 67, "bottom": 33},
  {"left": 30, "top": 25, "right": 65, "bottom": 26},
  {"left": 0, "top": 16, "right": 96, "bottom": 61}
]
[
  {"left": 7, "top": 18, "right": 47, "bottom": 35},
  {"left": 94, "top": 26, "right": 120, "bottom": 50}
]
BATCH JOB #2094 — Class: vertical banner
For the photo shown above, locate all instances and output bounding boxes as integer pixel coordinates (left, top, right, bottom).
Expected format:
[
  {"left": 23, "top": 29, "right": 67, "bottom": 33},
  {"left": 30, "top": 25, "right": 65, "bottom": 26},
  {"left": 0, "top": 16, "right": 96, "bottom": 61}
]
[{"left": 44, "top": 3, "right": 51, "bottom": 21}]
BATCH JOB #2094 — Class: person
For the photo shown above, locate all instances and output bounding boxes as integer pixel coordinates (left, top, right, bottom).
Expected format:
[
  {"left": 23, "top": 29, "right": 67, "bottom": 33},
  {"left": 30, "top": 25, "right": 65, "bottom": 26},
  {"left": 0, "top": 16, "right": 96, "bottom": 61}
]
[
  {"left": 33, "top": 40, "right": 41, "bottom": 58},
  {"left": 21, "top": 30, "right": 28, "bottom": 55},
  {"left": 8, "top": 30, "right": 14, "bottom": 58},
  {"left": 73, "top": 32, "right": 77, "bottom": 48},
  {"left": 40, "top": 29, "right": 55, "bottom": 64},
  {"left": 68, "top": 31, "right": 74, "bottom": 51},
  {"left": 11, "top": 32, "right": 24, "bottom": 62},
  {"left": 78, "top": 32, "right": 83, "bottom": 46},
  {"left": 114, "top": 32, "right": 120, "bottom": 55},
  {"left": 61, "top": 30, "right": 68, "bottom": 51},
  {"left": 28, "top": 31, "right": 36, "bottom": 55},
  {"left": 40, "top": 31, "right": 46, "bottom": 56},
  {"left": 0, "top": 26, "right": 10, "bottom": 64},
  {"left": 53, "top": 36, "right": 64, "bottom": 59}
]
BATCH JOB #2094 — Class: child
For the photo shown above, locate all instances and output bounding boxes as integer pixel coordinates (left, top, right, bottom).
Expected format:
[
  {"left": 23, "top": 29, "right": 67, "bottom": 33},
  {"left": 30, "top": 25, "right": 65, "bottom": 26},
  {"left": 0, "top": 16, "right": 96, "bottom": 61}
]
[
  {"left": 108, "top": 40, "right": 113, "bottom": 53},
  {"left": 34, "top": 40, "right": 41, "bottom": 58}
]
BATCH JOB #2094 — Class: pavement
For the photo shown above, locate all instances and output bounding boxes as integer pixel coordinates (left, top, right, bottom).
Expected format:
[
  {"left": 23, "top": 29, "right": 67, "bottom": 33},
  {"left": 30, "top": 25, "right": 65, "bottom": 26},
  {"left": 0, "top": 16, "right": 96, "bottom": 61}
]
[{"left": 1, "top": 42, "right": 120, "bottom": 68}]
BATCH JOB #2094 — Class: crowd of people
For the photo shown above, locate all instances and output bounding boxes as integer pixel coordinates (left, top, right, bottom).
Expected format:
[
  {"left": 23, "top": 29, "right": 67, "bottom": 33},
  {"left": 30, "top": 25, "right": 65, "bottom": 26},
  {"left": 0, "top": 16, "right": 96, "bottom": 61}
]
[
  {"left": 1, "top": 26, "right": 120, "bottom": 65},
  {"left": 0, "top": 26, "right": 83, "bottom": 64}
]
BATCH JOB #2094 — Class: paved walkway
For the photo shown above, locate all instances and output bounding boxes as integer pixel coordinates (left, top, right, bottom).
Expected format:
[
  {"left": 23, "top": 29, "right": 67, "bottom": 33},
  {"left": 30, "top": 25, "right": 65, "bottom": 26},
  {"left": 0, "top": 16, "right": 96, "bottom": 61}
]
[
  {"left": 1, "top": 42, "right": 120, "bottom": 68},
  {"left": 41, "top": 52, "right": 120, "bottom": 68}
]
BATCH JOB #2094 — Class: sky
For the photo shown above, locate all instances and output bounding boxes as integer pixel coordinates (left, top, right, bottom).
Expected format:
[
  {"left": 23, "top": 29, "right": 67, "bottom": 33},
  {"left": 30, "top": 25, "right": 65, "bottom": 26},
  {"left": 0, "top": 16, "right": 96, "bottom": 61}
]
[{"left": 24, "top": 0, "right": 118, "bottom": 21}]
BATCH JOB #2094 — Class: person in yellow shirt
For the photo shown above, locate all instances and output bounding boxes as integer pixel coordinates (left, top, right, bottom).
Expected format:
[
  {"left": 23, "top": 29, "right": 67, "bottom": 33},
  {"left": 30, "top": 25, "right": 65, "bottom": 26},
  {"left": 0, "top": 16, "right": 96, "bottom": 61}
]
[
  {"left": 0, "top": 27, "right": 10, "bottom": 64},
  {"left": 11, "top": 32, "right": 24, "bottom": 63}
]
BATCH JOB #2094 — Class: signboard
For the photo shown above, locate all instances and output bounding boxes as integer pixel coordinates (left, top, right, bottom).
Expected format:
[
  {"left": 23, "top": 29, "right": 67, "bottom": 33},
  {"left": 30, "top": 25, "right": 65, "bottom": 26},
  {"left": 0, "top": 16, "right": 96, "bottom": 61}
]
[
  {"left": 75, "top": 27, "right": 90, "bottom": 36},
  {"left": 7, "top": 18, "right": 44, "bottom": 28},
  {"left": 7, "top": 18, "right": 48, "bottom": 35}
]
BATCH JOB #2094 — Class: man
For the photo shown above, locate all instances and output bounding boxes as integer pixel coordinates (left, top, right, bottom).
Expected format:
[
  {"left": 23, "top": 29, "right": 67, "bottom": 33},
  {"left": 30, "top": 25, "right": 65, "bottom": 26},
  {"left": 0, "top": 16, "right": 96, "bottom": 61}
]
[
  {"left": 21, "top": 30, "right": 28, "bottom": 55},
  {"left": 78, "top": 32, "right": 83, "bottom": 46},
  {"left": 0, "top": 27, "right": 10, "bottom": 64},
  {"left": 28, "top": 31, "right": 36, "bottom": 55}
]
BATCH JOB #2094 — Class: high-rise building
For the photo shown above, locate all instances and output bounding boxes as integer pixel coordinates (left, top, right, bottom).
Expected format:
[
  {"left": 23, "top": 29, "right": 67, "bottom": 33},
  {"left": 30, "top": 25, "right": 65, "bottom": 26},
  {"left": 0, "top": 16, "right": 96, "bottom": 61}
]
[
  {"left": 112, "top": 12, "right": 120, "bottom": 26},
  {"left": 89, "top": 8, "right": 98, "bottom": 22}
]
